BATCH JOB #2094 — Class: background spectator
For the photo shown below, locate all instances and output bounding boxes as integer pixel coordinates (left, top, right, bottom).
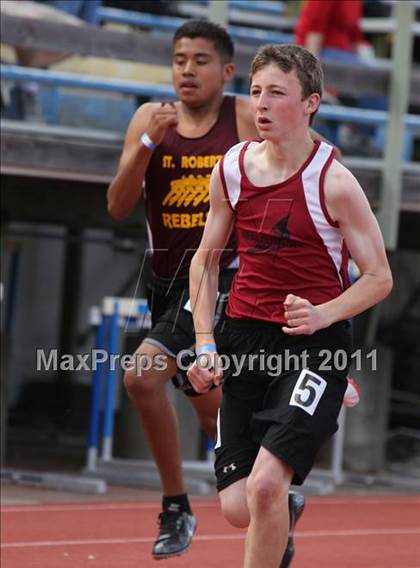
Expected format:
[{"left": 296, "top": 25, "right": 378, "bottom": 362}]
[
  {"left": 295, "top": 0, "right": 373, "bottom": 63},
  {"left": 295, "top": 0, "right": 385, "bottom": 155}
]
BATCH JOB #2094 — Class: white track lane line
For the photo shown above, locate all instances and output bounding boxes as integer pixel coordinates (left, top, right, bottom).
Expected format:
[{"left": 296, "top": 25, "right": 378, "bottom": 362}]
[
  {"left": 2, "top": 497, "right": 419, "bottom": 514},
  {"left": 2, "top": 528, "right": 420, "bottom": 548}
]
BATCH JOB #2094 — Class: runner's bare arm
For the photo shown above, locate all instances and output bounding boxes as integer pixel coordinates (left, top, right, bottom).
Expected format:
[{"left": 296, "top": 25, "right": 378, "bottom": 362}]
[
  {"left": 107, "top": 102, "right": 178, "bottom": 221},
  {"left": 189, "top": 162, "right": 235, "bottom": 348},
  {"left": 283, "top": 161, "right": 392, "bottom": 335}
]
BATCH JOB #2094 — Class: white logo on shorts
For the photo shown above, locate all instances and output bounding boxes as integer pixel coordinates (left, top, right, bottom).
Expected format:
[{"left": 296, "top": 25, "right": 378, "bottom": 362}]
[
  {"left": 215, "top": 409, "right": 221, "bottom": 449},
  {"left": 289, "top": 369, "right": 327, "bottom": 416},
  {"left": 223, "top": 463, "right": 237, "bottom": 474}
]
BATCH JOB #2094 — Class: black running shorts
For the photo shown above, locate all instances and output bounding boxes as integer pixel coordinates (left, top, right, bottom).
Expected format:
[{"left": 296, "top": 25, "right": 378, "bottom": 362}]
[
  {"left": 142, "top": 270, "right": 235, "bottom": 397},
  {"left": 214, "top": 317, "right": 352, "bottom": 489}
]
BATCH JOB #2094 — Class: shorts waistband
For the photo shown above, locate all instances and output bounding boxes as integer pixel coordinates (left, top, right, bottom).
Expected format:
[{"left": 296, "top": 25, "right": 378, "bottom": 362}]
[
  {"left": 226, "top": 317, "right": 285, "bottom": 333},
  {"left": 226, "top": 317, "right": 351, "bottom": 334},
  {"left": 150, "top": 269, "right": 236, "bottom": 295},
  {"left": 150, "top": 274, "right": 188, "bottom": 295}
]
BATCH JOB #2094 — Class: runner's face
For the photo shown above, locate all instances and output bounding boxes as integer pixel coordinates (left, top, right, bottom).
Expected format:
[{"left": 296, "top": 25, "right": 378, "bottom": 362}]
[
  {"left": 172, "top": 38, "right": 232, "bottom": 106},
  {"left": 250, "top": 64, "right": 318, "bottom": 139}
]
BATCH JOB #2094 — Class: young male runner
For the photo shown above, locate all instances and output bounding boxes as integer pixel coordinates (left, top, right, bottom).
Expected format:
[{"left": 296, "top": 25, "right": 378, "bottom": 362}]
[
  {"left": 108, "top": 20, "right": 308, "bottom": 562},
  {"left": 188, "top": 44, "right": 392, "bottom": 567}
]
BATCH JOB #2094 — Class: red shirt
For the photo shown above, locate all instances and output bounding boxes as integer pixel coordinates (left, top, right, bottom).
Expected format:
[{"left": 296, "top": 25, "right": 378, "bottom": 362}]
[
  {"left": 295, "top": 0, "right": 363, "bottom": 52},
  {"left": 220, "top": 140, "right": 349, "bottom": 325}
]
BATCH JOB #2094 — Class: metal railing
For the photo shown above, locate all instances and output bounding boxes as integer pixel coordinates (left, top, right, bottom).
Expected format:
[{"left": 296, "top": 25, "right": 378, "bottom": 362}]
[{"left": 2, "top": 63, "right": 419, "bottom": 162}]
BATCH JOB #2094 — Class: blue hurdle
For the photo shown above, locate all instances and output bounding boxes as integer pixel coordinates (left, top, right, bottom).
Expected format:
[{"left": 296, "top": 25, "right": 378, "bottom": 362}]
[{"left": 86, "top": 297, "right": 151, "bottom": 471}]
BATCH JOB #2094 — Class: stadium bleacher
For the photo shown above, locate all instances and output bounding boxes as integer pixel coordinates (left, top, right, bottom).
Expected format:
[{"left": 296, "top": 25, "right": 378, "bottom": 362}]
[{"left": 1, "top": 1, "right": 419, "bottom": 170}]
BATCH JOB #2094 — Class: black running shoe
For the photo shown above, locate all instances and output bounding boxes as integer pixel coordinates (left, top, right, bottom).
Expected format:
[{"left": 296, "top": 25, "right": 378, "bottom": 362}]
[
  {"left": 152, "top": 510, "right": 196, "bottom": 560},
  {"left": 280, "top": 491, "right": 306, "bottom": 568}
]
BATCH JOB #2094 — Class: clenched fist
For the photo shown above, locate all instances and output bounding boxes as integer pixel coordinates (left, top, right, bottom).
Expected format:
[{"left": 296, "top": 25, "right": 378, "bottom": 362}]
[
  {"left": 282, "top": 294, "right": 328, "bottom": 335},
  {"left": 187, "top": 349, "right": 223, "bottom": 394},
  {"left": 143, "top": 102, "right": 178, "bottom": 147}
]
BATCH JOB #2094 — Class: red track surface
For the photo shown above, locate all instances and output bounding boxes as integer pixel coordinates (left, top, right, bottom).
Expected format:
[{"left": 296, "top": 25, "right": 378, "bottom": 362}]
[{"left": 1, "top": 495, "right": 420, "bottom": 567}]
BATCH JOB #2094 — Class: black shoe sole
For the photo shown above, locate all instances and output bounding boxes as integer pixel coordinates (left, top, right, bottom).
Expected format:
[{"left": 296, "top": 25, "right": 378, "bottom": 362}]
[
  {"left": 152, "top": 540, "right": 193, "bottom": 561},
  {"left": 152, "top": 519, "right": 197, "bottom": 561}
]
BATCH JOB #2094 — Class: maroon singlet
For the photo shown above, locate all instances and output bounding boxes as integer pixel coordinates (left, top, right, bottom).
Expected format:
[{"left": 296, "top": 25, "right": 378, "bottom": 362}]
[
  {"left": 144, "top": 95, "right": 239, "bottom": 279},
  {"left": 220, "top": 139, "right": 350, "bottom": 324}
]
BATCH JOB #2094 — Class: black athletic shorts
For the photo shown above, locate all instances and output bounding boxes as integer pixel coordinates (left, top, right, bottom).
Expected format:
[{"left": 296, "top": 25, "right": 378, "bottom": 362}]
[
  {"left": 142, "top": 270, "right": 236, "bottom": 397},
  {"left": 214, "top": 317, "right": 353, "bottom": 490}
]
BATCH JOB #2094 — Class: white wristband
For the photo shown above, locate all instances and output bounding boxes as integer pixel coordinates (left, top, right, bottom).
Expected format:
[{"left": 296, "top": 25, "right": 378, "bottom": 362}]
[{"left": 140, "top": 132, "right": 157, "bottom": 150}]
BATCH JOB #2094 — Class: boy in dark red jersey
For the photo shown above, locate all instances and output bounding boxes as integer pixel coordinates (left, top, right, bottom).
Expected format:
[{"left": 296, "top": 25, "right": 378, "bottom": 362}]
[
  {"left": 107, "top": 21, "right": 306, "bottom": 563},
  {"left": 188, "top": 44, "right": 392, "bottom": 567}
]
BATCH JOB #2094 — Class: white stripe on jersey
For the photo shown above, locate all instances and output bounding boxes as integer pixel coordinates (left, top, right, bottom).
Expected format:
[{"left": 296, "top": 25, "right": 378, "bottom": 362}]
[
  {"left": 302, "top": 142, "right": 344, "bottom": 286},
  {"left": 221, "top": 141, "right": 247, "bottom": 209}
]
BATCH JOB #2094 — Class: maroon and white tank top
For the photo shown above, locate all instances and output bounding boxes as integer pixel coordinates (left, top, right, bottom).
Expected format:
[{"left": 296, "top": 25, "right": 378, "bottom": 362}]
[{"left": 220, "top": 139, "right": 350, "bottom": 324}]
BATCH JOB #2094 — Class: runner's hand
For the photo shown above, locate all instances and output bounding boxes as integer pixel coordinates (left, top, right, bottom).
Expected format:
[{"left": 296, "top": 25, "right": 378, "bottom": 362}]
[
  {"left": 144, "top": 102, "right": 178, "bottom": 147},
  {"left": 282, "top": 294, "right": 327, "bottom": 335},
  {"left": 187, "top": 350, "right": 223, "bottom": 394}
]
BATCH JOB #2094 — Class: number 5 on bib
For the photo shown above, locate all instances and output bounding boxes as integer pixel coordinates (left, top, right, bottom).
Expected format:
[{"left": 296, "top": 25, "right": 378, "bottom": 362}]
[{"left": 289, "top": 369, "right": 327, "bottom": 416}]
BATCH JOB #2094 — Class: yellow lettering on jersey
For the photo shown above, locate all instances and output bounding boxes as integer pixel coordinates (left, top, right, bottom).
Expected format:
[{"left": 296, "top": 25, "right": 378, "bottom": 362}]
[
  {"left": 196, "top": 212, "right": 207, "bottom": 226},
  {"left": 204, "top": 155, "right": 211, "bottom": 168},
  {"left": 180, "top": 155, "right": 223, "bottom": 169},
  {"left": 190, "top": 213, "right": 200, "bottom": 227},
  {"left": 162, "top": 213, "right": 173, "bottom": 228},
  {"left": 161, "top": 212, "right": 207, "bottom": 229},
  {"left": 162, "top": 155, "right": 174, "bottom": 168}
]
